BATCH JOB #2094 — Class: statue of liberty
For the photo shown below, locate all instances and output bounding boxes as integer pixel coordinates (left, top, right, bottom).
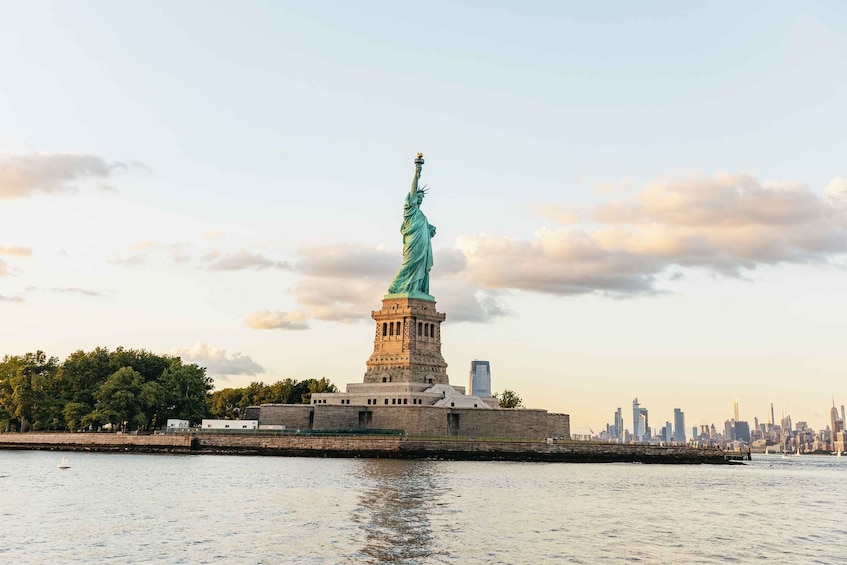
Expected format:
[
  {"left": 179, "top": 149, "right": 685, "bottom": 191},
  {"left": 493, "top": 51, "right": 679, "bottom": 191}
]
[{"left": 387, "top": 153, "right": 436, "bottom": 299}]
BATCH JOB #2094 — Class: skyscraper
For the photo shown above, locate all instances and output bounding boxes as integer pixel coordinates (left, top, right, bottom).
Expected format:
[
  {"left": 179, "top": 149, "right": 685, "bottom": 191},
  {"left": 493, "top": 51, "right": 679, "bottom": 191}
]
[
  {"left": 733, "top": 399, "right": 739, "bottom": 422},
  {"left": 468, "top": 360, "right": 491, "bottom": 397},
  {"left": 614, "top": 407, "right": 623, "bottom": 440},
  {"left": 673, "top": 408, "right": 685, "bottom": 443},
  {"left": 724, "top": 419, "right": 735, "bottom": 441},
  {"left": 662, "top": 422, "right": 673, "bottom": 443},
  {"left": 633, "top": 398, "right": 648, "bottom": 442},
  {"left": 734, "top": 421, "right": 750, "bottom": 443}
]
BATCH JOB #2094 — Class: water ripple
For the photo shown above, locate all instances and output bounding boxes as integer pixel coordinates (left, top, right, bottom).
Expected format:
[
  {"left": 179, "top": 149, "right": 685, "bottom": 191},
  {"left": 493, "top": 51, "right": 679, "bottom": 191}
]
[{"left": 1, "top": 452, "right": 846, "bottom": 562}]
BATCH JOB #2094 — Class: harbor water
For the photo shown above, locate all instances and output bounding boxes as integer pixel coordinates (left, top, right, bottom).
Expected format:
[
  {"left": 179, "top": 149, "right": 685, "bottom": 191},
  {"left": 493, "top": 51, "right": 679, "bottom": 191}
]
[{"left": 1, "top": 450, "right": 846, "bottom": 563}]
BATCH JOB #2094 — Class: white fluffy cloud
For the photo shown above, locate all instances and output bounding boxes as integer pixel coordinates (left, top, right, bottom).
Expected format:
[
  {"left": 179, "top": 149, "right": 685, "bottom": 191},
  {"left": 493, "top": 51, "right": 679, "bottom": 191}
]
[
  {"left": 172, "top": 341, "right": 264, "bottom": 376},
  {"left": 459, "top": 173, "right": 847, "bottom": 296},
  {"left": 0, "top": 152, "right": 137, "bottom": 198}
]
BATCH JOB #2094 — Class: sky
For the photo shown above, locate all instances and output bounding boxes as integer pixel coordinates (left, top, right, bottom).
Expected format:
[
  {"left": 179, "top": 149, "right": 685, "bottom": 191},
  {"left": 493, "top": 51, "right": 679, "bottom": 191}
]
[{"left": 2, "top": 1, "right": 847, "bottom": 434}]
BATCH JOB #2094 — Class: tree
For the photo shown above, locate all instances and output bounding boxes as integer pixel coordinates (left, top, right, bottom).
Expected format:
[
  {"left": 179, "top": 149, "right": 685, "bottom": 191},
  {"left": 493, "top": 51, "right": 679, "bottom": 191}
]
[
  {"left": 304, "top": 377, "right": 338, "bottom": 404},
  {"left": 494, "top": 389, "right": 523, "bottom": 409},
  {"left": 0, "top": 351, "right": 59, "bottom": 431},
  {"left": 158, "top": 359, "right": 212, "bottom": 426},
  {"left": 208, "top": 378, "right": 339, "bottom": 416},
  {"left": 208, "top": 388, "right": 245, "bottom": 419},
  {"left": 0, "top": 347, "right": 214, "bottom": 432},
  {"left": 95, "top": 367, "right": 144, "bottom": 431},
  {"left": 62, "top": 402, "right": 90, "bottom": 431}
]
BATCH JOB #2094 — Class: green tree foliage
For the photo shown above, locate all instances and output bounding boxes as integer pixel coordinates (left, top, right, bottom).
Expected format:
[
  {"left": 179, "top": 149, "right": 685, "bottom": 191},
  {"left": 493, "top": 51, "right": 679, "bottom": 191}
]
[
  {"left": 0, "top": 348, "right": 212, "bottom": 432},
  {"left": 208, "top": 378, "right": 338, "bottom": 418},
  {"left": 0, "top": 351, "right": 60, "bottom": 431},
  {"left": 493, "top": 389, "right": 523, "bottom": 409}
]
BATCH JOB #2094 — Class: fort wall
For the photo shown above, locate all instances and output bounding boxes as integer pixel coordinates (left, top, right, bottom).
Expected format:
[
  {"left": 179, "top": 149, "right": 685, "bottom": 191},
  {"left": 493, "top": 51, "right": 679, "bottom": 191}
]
[{"left": 255, "top": 403, "right": 571, "bottom": 440}]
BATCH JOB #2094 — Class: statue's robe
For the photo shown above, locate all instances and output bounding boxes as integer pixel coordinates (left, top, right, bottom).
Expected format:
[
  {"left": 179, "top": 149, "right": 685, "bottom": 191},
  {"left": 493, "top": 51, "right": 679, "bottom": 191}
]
[{"left": 388, "top": 191, "right": 434, "bottom": 295}]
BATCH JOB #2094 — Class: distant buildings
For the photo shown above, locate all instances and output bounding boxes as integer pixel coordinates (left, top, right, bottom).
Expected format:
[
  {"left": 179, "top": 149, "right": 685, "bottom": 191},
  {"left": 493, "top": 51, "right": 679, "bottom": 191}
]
[
  {"left": 597, "top": 397, "right": 847, "bottom": 452},
  {"left": 661, "top": 421, "right": 673, "bottom": 443}
]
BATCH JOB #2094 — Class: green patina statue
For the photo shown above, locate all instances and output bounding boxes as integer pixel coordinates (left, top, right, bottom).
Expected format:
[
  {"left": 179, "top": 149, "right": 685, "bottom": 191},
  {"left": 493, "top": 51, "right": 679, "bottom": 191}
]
[{"left": 386, "top": 153, "right": 437, "bottom": 300}]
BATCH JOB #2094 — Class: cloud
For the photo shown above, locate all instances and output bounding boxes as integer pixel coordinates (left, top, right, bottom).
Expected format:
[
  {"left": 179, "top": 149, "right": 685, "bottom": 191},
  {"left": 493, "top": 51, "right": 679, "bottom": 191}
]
[
  {"left": 109, "top": 241, "right": 176, "bottom": 267},
  {"left": 26, "top": 286, "right": 103, "bottom": 297},
  {"left": 436, "top": 285, "right": 512, "bottom": 323},
  {"left": 109, "top": 254, "right": 149, "bottom": 267},
  {"left": 172, "top": 341, "right": 264, "bottom": 376},
  {"left": 0, "top": 152, "right": 137, "bottom": 198},
  {"left": 0, "top": 246, "right": 31, "bottom": 278},
  {"left": 0, "top": 245, "right": 31, "bottom": 256},
  {"left": 298, "top": 244, "right": 397, "bottom": 278},
  {"left": 203, "top": 250, "right": 291, "bottom": 271},
  {"left": 244, "top": 309, "right": 310, "bottom": 330},
  {"left": 113, "top": 242, "right": 291, "bottom": 272},
  {"left": 592, "top": 174, "right": 824, "bottom": 227},
  {"left": 458, "top": 173, "right": 847, "bottom": 296},
  {"left": 0, "top": 294, "right": 24, "bottom": 303},
  {"left": 288, "top": 244, "right": 507, "bottom": 324}
]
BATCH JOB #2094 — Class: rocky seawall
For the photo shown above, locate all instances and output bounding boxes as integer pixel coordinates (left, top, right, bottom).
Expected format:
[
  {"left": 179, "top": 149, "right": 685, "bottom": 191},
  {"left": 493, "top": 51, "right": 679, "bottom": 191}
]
[{"left": 0, "top": 432, "right": 727, "bottom": 463}]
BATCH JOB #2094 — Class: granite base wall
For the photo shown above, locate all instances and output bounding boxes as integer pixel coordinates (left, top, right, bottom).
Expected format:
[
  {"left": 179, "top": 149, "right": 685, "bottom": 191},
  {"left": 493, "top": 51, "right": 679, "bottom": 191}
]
[
  {"left": 0, "top": 432, "right": 192, "bottom": 452},
  {"left": 190, "top": 436, "right": 723, "bottom": 463}
]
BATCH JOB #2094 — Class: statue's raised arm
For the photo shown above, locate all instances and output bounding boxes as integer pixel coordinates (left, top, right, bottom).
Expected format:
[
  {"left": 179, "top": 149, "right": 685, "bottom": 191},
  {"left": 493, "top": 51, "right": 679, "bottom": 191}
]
[
  {"left": 409, "top": 153, "right": 424, "bottom": 199},
  {"left": 386, "top": 153, "right": 436, "bottom": 300}
]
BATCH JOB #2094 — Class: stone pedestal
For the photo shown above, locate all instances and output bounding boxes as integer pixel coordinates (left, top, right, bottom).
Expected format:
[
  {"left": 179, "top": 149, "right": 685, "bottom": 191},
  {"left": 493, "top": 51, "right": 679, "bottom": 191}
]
[{"left": 363, "top": 297, "right": 448, "bottom": 385}]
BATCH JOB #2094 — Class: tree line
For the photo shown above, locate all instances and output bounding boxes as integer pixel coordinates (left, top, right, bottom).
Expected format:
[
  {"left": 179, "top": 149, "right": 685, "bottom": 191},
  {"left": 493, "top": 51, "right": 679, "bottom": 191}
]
[
  {"left": 0, "top": 348, "right": 337, "bottom": 433},
  {"left": 207, "top": 378, "right": 337, "bottom": 420}
]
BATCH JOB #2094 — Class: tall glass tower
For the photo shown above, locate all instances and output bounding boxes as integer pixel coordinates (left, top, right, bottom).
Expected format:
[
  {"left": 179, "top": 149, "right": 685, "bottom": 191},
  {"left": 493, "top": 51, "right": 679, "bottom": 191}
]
[
  {"left": 632, "top": 398, "right": 648, "bottom": 441},
  {"left": 468, "top": 360, "right": 491, "bottom": 397},
  {"left": 673, "top": 408, "right": 685, "bottom": 443}
]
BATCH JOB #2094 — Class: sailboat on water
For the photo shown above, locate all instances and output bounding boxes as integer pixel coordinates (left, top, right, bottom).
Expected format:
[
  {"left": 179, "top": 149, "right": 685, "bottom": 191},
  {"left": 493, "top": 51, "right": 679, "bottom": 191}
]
[{"left": 57, "top": 456, "right": 70, "bottom": 469}]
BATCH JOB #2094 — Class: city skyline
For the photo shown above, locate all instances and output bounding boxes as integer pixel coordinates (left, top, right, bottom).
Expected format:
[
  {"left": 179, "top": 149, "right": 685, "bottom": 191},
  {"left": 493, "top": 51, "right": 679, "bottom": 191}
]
[
  {"left": 2, "top": 3, "right": 846, "bottom": 433},
  {"left": 601, "top": 396, "right": 847, "bottom": 443}
]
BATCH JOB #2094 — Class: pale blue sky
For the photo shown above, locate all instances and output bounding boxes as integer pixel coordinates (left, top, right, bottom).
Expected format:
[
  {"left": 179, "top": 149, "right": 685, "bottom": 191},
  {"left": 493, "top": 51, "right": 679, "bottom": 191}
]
[{"left": 2, "top": 2, "right": 847, "bottom": 432}]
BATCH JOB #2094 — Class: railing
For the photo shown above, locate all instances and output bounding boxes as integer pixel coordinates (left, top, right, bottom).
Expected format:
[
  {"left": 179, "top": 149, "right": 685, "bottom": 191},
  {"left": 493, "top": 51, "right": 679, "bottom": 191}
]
[{"left": 166, "top": 428, "right": 406, "bottom": 437}]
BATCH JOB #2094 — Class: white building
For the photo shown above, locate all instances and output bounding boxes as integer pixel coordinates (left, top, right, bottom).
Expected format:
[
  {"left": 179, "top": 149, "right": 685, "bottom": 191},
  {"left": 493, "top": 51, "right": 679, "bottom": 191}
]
[
  {"left": 166, "top": 419, "right": 189, "bottom": 430},
  {"left": 201, "top": 419, "right": 259, "bottom": 430}
]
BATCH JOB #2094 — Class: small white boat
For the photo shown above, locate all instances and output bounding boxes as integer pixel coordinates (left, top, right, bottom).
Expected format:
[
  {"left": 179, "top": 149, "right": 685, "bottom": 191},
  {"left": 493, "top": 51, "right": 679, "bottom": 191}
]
[{"left": 58, "top": 456, "right": 71, "bottom": 469}]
